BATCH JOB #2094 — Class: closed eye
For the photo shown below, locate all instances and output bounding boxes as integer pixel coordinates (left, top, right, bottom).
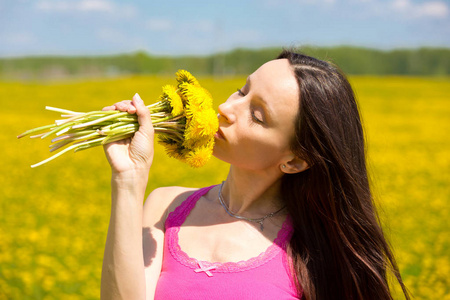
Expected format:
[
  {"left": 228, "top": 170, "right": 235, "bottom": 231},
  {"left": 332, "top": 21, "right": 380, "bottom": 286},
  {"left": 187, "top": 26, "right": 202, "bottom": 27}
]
[
  {"left": 237, "top": 87, "right": 264, "bottom": 124},
  {"left": 251, "top": 109, "right": 264, "bottom": 124}
]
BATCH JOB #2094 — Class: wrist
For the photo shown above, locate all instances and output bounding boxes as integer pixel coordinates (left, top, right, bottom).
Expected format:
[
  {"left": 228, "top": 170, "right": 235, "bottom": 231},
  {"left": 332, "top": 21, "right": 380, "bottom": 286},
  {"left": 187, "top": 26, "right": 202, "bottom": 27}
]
[{"left": 111, "top": 170, "right": 149, "bottom": 193}]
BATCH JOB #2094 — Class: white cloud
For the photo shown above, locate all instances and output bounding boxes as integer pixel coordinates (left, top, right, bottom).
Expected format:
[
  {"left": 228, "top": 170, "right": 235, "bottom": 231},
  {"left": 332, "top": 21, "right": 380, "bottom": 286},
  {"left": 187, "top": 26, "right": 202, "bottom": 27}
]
[
  {"left": 78, "top": 0, "right": 114, "bottom": 12},
  {"left": 35, "top": 0, "right": 136, "bottom": 16},
  {"left": 391, "top": 0, "right": 449, "bottom": 19},
  {"left": 420, "top": 1, "right": 449, "bottom": 18},
  {"left": 37, "top": 0, "right": 110, "bottom": 12},
  {"left": 263, "top": 0, "right": 449, "bottom": 19}
]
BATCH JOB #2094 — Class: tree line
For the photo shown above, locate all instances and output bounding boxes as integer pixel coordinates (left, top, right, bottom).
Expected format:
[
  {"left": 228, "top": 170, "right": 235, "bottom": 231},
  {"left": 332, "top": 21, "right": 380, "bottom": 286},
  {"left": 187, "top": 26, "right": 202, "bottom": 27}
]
[{"left": 1, "top": 46, "right": 449, "bottom": 80}]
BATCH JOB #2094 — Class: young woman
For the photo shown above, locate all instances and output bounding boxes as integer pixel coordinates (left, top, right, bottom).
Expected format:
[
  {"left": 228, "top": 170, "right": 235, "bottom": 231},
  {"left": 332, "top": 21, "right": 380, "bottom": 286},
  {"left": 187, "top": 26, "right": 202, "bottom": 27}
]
[{"left": 100, "top": 51, "right": 410, "bottom": 300}]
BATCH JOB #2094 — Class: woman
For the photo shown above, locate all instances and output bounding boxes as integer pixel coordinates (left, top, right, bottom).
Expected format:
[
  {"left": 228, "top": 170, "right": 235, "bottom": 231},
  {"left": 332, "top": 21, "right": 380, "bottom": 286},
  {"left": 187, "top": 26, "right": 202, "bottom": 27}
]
[{"left": 100, "top": 51, "right": 410, "bottom": 300}]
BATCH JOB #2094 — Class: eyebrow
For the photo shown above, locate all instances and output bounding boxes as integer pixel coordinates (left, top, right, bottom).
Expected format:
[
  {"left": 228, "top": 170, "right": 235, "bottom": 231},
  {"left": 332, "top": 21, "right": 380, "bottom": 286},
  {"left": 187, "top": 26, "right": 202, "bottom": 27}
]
[{"left": 247, "top": 76, "right": 273, "bottom": 122}]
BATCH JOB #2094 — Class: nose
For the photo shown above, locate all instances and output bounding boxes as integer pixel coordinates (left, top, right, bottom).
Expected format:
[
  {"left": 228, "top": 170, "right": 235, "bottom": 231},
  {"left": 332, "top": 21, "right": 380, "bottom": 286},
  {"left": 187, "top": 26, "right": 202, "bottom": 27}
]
[{"left": 218, "top": 100, "right": 237, "bottom": 124}]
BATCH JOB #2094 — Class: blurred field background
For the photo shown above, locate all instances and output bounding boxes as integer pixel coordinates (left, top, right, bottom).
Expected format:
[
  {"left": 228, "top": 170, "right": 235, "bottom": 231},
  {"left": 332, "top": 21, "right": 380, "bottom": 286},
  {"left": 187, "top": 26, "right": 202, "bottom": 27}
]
[
  {"left": 0, "top": 71, "right": 448, "bottom": 299},
  {"left": 2, "top": 0, "right": 450, "bottom": 297}
]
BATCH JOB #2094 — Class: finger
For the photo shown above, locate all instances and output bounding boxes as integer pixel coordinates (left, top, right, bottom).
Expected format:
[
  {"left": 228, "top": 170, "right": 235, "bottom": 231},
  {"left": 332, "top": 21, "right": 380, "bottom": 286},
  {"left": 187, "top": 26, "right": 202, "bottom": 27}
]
[
  {"left": 114, "top": 102, "right": 128, "bottom": 112},
  {"left": 132, "top": 93, "right": 153, "bottom": 132},
  {"left": 127, "top": 103, "right": 137, "bottom": 114},
  {"left": 102, "top": 105, "right": 116, "bottom": 111},
  {"left": 114, "top": 100, "right": 132, "bottom": 112}
]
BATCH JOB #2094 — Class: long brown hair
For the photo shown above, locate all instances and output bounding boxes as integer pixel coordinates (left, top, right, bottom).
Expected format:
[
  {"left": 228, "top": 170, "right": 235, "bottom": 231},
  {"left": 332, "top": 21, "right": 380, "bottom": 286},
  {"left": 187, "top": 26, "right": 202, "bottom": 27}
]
[{"left": 279, "top": 50, "right": 410, "bottom": 300}]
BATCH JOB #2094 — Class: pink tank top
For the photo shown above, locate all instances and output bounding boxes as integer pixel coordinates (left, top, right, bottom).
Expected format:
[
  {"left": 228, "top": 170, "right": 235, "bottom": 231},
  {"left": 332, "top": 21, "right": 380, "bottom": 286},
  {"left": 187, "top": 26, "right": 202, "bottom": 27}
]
[{"left": 154, "top": 185, "right": 301, "bottom": 299}]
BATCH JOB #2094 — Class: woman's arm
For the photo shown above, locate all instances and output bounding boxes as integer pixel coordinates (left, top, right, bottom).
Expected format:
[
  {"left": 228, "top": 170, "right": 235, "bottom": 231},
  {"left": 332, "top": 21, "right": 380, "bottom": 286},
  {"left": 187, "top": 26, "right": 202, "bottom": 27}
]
[
  {"left": 100, "top": 94, "right": 157, "bottom": 300},
  {"left": 101, "top": 172, "right": 148, "bottom": 299},
  {"left": 141, "top": 187, "right": 180, "bottom": 299}
]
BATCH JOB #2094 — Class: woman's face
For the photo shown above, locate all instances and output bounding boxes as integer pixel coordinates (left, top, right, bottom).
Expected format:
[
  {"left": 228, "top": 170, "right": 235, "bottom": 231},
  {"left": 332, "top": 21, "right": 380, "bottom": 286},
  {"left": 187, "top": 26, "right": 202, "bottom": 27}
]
[{"left": 213, "top": 58, "right": 300, "bottom": 171}]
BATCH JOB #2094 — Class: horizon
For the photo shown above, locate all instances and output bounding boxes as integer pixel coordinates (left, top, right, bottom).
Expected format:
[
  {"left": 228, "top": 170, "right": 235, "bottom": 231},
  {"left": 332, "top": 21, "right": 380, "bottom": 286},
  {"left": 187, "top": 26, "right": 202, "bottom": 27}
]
[{"left": 1, "top": 44, "right": 450, "bottom": 60}]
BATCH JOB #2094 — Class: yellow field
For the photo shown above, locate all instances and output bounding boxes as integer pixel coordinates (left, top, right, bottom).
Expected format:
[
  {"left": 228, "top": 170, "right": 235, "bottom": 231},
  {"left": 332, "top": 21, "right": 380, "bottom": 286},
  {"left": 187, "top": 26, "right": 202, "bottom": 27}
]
[{"left": 0, "top": 75, "right": 448, "bottom": 299}]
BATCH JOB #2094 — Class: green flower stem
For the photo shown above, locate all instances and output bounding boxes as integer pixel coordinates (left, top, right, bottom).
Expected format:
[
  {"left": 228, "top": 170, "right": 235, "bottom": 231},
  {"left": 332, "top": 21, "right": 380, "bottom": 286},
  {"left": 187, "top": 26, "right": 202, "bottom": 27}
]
[
  {"left": 31, "top": 137, "right": 104, "bottom": 168},
  {"left": 55, "top": 111, "right": 109, "bottom": 125},
  {"left": 70, "top": 131, "right": 101, "bottom": 141},
  {"left": 152, "top": 116, "right": 175, "bottom": 124},
  {"left": 154, "top": 121, "right": 185, "bottom": 129},
  {"left": 20, "top": 95, "right": 204, "bottom": 167},
  {"left": 17, "top": 124, "right": 56, "bottom": 138},
  {"left": 41, "top": 121, "right": 77, "bottom": 139},
  {"left": 146, "top": 102, "right": 162, "bottom": 109},
  {"left": 104, "top": 124, "right": 139, "bottom": 136},
  {"left": 150, "top": 112, "right": 170, "bottom": 118},
  {"left": 117, "top": 116, "right": 138, "bottom": 122},
  {"left": 74, "top": 140, "right": 105, "bottom": 152},
  {"left": 50, "top": 139, "right": 73, "bottom": 152},
  {"left": 71, "top": 111, "right": 129, "bottom": 129},
  {"left": 45, "top": 106, "right": 82, "bottom": 115},
  {"left": 99, "top": 122, "right": 136, "bottom": 133},
  {"left": 102, "top": 131, "right": 135, "bottom": 144},
  {"left": 51, "top": 130, "right": 97, "bottom": 143},
  {"left": 30, "top": 133, "right": 49, "bottom": 139},
  {"left": 155, "top": 128, "right": 184, "bottom": 140}
]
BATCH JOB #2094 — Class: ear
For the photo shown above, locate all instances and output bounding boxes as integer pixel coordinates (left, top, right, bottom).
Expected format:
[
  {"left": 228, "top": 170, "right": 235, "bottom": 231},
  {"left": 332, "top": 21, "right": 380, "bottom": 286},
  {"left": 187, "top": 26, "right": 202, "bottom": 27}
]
[{"left": 280, "top": 156, "right": 309, "bottom": 174}]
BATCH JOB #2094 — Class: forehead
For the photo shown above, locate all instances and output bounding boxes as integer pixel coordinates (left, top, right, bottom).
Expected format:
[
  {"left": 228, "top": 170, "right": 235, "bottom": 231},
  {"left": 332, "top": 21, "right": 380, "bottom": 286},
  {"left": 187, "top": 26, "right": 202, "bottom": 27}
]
[{"left": 250, "top": 59, "right": 299, "bottom": 126}]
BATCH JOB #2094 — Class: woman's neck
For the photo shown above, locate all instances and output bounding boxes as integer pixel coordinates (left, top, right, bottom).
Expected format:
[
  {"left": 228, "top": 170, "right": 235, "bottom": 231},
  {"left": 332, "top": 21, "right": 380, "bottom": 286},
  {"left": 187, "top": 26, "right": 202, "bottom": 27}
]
[{"left": 221, "top": 165, "right": 285, "bottom": 217}]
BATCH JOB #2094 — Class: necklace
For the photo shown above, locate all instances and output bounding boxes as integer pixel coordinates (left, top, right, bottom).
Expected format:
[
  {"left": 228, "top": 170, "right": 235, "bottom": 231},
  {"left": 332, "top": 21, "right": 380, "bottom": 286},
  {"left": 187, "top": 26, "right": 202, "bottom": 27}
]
[{"left": 218, "top": 181, "right": 286, "bottom": 231}]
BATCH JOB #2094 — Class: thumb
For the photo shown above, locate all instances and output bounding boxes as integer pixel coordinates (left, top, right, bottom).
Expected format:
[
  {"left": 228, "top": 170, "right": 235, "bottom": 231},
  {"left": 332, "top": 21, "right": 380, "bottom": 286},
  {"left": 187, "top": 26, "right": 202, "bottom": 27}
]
[{"left": 132, "top": 93, "right": 153, "bottom": 133}]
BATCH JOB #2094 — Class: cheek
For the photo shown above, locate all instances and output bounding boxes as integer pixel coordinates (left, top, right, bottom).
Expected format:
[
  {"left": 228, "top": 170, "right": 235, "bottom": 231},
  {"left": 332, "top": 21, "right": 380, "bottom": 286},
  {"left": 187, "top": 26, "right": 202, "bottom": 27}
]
[
  {"left": 212, "top": 123, "right": 293, "bottom": 170},
  {"left": 237, "top": 132, "right": 290, "bottom": 168}
]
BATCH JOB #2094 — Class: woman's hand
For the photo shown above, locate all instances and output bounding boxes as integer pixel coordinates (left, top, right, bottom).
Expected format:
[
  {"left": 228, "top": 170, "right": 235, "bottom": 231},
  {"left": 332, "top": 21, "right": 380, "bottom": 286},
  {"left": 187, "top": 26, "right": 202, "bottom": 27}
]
[{"left": 102, "top": 93, "right": 154, "bottom": 175}]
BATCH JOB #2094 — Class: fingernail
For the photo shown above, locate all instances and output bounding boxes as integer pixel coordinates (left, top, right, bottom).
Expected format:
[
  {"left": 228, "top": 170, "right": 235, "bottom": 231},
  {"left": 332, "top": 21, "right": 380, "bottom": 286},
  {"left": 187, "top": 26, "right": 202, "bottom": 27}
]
[{"left": 133, "top": 93, "right": 142, "bottom": 102}]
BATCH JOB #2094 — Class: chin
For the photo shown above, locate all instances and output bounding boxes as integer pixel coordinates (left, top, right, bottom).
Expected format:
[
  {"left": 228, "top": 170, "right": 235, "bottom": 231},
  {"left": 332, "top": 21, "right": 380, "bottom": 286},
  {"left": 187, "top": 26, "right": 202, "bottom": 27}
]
[
  {"left": 212, "top": 148, "right": 233, "bottom": 165},
  {"left": 212, "top": 148, "right": 225, "bottom": 161}
]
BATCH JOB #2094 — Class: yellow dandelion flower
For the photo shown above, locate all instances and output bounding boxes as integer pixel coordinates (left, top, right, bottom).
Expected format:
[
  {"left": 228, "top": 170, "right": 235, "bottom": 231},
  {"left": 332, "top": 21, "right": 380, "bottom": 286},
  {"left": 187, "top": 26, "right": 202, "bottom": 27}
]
[
  {"left": 185, "top": 143, "right": 214, "bottom": 168},
  {"left": 180, "top": 83, "right": 213, "bottom": 119},
  {"left": 176, "top": 69, "right": 200, "bottom": 87},
  {"left": 201, "top": 87, "right": 213, "bottom": 100},
  {"left": 155, "top": 70, "right": 216, "bottom": 167},
  {"left": 187, "top": 108, "right": 219, "bottom": 138},
  {"left": 182, "top": 106, "right": 217, "bottom": 149},
  {"left": 161, "top": 85, "right": 184, "bottom": 116},
  {"left": 183, "top": 135, "right": 211, "bottom": 150}
]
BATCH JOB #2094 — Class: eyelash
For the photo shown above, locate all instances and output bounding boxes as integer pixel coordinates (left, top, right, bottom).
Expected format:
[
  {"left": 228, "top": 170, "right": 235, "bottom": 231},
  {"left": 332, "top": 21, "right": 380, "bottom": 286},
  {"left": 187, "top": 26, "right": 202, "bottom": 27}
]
[
  {"left": 237, "top": 88, "right": 264, "bottom": 124},
  {"left": 251, "top": 110, "right": 264, "bottom": 124}
]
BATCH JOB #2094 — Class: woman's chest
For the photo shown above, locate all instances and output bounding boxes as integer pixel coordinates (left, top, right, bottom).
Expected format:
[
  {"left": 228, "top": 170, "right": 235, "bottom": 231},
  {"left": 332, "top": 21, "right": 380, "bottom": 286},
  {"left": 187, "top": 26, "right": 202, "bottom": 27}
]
[
  {"left": 175, "top": 196, "right": 284, "bottom": 263},
  {"left": 177, "top": 221, "right": 277, "bottom": 263}
]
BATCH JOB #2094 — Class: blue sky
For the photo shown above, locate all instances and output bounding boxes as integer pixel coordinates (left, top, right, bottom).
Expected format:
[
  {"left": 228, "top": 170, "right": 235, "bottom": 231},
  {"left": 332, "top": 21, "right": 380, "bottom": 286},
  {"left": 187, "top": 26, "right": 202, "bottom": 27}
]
[{"left": 1, "top": 0, "right": 449, "bottom": 57}]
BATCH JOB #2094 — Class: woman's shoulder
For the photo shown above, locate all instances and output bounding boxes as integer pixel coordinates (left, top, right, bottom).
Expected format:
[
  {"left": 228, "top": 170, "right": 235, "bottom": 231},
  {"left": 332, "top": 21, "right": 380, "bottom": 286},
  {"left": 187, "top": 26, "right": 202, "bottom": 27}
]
[
  {"left": 144, "top": 185, "right": 208, "bottom": 221},
  {"left": 147, "top": 186, "right": 198, "bottom": 212},
  {"left": 144, "top": 184, "right": 218, "bottom": 226}
]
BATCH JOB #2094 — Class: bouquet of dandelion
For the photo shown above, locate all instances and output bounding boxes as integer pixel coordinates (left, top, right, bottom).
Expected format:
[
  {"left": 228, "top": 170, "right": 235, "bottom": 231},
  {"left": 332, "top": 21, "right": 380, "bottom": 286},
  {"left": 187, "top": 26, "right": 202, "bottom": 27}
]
[{"left": 17, "top": 70, "right": 219, "bottom": 168}]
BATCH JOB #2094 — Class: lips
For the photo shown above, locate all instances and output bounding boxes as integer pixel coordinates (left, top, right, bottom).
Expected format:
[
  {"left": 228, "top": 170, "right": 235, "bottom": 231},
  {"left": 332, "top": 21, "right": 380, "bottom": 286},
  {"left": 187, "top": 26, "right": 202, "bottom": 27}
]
[{"left": 215, "top": 128, "right": 226, "bottom": 140}]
